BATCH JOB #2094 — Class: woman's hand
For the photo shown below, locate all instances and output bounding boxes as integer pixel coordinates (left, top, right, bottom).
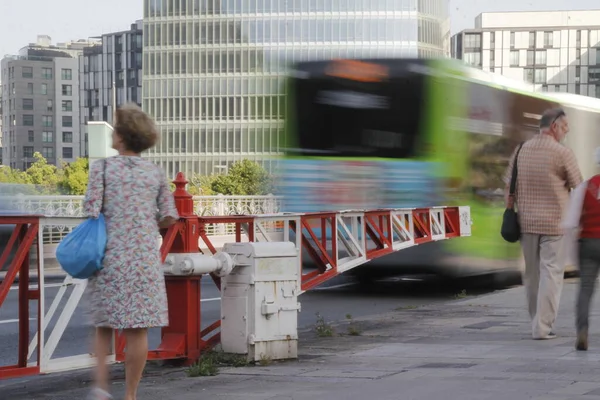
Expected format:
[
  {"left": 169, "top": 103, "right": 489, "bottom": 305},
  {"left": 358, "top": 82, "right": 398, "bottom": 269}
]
[{"left": 158, "top": 216, "right": 177, "bottom": 229}]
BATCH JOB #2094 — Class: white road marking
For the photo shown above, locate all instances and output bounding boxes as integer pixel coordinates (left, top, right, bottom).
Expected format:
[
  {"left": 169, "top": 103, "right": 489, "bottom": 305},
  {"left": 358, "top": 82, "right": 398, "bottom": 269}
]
[
  {"left": 9, "top": 283, "right": 64, "bottom": 291},
  {"left": 201, "top": 297, "right": 221, "bottom": 303},
  {"left": 0, "top": 318, "right": 35, "bottom": 325},
  {"left": 0, "top": 299, "right": 221, "bottom": 324},
  {"left": 313, "top": 282, "right": 357, "bottom": 291}
]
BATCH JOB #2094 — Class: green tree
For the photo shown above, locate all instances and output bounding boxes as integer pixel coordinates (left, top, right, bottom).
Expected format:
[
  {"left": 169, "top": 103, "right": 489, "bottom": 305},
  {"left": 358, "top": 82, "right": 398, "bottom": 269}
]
[
  {"left": 25, "top": 152, "right": 62, "bottom": 194},
  {"left": 187, "top": 174, "right": 217, "bottom": 195},
  {"left": 211, "top": 160, "right": 273, "bottom": 195},
  {"left": 0, "top": 166, "right": 31, "bottom": 185},
  {"left": 59, "top": 157, "right": 89, "bottom": 195}
]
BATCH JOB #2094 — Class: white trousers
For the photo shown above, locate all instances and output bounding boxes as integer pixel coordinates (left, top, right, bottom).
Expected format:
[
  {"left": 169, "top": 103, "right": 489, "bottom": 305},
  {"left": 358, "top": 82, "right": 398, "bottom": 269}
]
[{"left": 520, "top": 234, "right": 566, "bottom": 339}]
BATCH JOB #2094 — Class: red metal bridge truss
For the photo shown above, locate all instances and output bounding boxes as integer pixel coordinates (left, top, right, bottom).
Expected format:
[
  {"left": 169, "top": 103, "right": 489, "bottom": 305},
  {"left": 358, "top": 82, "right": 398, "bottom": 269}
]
[{"left": 0, "top": 173, "right": 471, "bottom": 379}]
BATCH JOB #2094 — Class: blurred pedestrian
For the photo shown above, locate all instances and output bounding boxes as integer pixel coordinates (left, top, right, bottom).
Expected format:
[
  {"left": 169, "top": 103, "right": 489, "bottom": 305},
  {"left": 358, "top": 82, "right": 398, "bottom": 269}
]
[
  {"left": 84, "top": 104, "right": 179, "bottom": 400},
  {"left": 562, "top": 147, "right": 600, "bottom": 351}
]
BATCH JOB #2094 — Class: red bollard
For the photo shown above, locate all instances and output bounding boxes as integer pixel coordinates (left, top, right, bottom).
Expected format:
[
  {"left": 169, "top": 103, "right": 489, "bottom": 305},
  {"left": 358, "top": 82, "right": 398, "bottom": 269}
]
[
  {"left": 153, "top": 173, "right": 202, "bottom": 363},
  {"left": 115, "top": 172, "right": 203, "bottom": 364}
]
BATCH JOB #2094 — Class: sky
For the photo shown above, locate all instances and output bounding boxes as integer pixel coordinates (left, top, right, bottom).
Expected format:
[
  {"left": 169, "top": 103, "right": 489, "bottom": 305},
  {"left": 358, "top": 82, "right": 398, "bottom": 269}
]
[{"left": 0, "top": 0, "right": 597, "bottom": 58}]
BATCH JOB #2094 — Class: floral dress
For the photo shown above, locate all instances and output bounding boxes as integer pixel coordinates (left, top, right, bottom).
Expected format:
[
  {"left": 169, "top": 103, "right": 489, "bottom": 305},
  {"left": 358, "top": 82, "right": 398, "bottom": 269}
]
[{"left": 83, "top": 156, "right": 179, "bottom": 329}]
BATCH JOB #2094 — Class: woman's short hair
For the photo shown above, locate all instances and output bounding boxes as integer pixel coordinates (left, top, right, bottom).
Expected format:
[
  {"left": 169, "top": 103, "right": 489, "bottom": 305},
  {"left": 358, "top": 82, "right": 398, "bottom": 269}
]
[{"left": 114, "top": 103, "right": 159, "bottom": 153}]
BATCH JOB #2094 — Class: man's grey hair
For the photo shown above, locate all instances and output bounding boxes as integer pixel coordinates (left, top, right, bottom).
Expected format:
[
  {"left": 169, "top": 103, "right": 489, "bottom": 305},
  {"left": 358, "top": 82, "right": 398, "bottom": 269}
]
[{"left": 539, "top": 107, "right": 566, "bottom": 129}]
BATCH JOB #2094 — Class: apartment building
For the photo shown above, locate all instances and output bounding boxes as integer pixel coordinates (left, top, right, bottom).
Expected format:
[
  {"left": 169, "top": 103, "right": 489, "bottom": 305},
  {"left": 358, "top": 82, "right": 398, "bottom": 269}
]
[
  {"left": 1, "top": 36, "right": 97, "bottom": 169},
  {"left": 79, "top": 20, "right": 143, "bottom": 157},
  {"left": 451, "top": 10, "right": 600, "bottom": 97}
]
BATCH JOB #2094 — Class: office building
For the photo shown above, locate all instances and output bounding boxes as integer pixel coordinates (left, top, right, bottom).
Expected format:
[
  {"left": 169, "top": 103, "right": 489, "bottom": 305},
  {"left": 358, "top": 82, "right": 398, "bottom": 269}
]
[
  {"left": 142, "top": 0, "right": 450, "bottom": 178},
  {"left": 79, "top": 20, "right": 143, "bottom": 157},
  {"left": 451, "top": 10, "right": 600, "bottom": 97},
  {"left": 1, "top": 36, "right": 97, "bottom": 170}
]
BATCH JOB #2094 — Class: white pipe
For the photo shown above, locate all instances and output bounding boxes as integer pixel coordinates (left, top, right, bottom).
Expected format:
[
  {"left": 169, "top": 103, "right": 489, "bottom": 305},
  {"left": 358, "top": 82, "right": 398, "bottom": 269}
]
[
  {"left": 163, "top": 252, "right": 234, "bottom": 277},
  {"left": 179, "top": 255, "right": 220, "bottom": 275}
]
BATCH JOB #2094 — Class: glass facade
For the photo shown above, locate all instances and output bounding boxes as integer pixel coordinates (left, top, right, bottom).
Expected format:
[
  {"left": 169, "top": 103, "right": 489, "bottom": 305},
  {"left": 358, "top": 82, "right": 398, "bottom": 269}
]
[{"left": 142, "top": 0, "right": 449, "bottom": 178}]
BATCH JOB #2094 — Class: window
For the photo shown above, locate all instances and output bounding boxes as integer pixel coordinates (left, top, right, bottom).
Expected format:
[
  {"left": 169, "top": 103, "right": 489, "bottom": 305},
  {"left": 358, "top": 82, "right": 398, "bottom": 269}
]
[
  {"left": 42, "top": 115, "right": 53, "bottom": 127},
  {"left": 510, "top": 50, "right": 520, "bottom": 66},
  {"left": 23, "top": 114, "right": 34, "bottom": 126},
  {"left": 28, "top": 131, "right": 34, "bottom": 142},
  {"left": 534, "top": 69, "right": 547, "bottom": 84},
  {"left": 22, "top": 66, "right": 33, "bottom": 78},
  {"left": 42, "top": 147, "right": 54, "bottom": 159},
  {"left": 463, "top": 33, "right": 481, "bottom": 49},
  {"left": 527, "top": 50, "right": 534, "bottom": 66},
  {"left": 62, "top": 116, "right": 73, "bottom": 127},
  {"left": 62, "top": 100, "right": 73, "bottom": 111},
  {"left": 535, "top": 50, "right": 547, "bottom": 65},
  {"left": 528, "top": 32, "right": 535, "bottom": 48},
  {"left": 61, "top": 68, "right": 72, "bottom": 80},
  {"left": 47, "top": 100, "right": 53, "bottom": 112},
  {"left": 544, "top": 32, "right": 553, "bottom": 48},
  {"left": 510, "top": 32, "right": 515, "bottom": 48},
  {"left": 62, "top": 85, "right": 72, "bottom": 96},
  {"left": 596, "top": 85, "right": 600, "bottom": 98},
  {"left": 22, "top": 98, "right": 33, "bottom": 110},
  {"left": 524, "top": 68, "right": 534, "bottom": 83},
  {"left": 576, "top": 84, "right": 581, "bottom": 94},
  {"left": 27, "top": 83, "right": 33, "bottom": 94},
  {"left": 589, "top": 67, "right": 600, "bottom": 83},
  {"left": 42, "top": 68, "right": 52, "bottom": 79},
  {"left": 41, "top": 83, "right": 47, "bottom": 95},
  {"left": 42, "top": 131, "right": 53, "bottom": 143},
  {"left": 62, "top": 147, "right": 73, "bottom": 159},
  {"left": 463, "top": 52, "right": 481, "bottom": 67},
  {"left": 23, "top": 146, "right": 34, "bottom": 158},
  {"left": 62, "top": 131, "right": 73, "bottom": 143}
]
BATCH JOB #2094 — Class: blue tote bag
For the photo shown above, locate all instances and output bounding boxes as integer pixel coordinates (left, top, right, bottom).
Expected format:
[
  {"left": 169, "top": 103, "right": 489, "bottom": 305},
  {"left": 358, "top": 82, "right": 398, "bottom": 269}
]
[{"left": 56, "top": 160, "right": 108, "bottom": 279}]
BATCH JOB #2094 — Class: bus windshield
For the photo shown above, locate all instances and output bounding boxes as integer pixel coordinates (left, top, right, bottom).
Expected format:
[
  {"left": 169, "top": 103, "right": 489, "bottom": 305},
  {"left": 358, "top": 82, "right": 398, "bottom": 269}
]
[{"left": 288, "top": 59, "right": 427, "bottom": 159}]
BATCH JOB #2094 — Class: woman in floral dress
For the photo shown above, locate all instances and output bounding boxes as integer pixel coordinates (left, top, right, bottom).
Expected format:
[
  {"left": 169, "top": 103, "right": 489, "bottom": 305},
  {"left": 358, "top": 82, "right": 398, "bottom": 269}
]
[{"left": 83, "top": 104, "right": 179, "bottom": 400}]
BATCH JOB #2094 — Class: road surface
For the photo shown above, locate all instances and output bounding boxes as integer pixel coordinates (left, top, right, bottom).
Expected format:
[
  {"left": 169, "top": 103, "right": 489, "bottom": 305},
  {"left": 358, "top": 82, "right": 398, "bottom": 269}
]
[{"left": 0, "top": 274, "right": 502, "bottom": 373}]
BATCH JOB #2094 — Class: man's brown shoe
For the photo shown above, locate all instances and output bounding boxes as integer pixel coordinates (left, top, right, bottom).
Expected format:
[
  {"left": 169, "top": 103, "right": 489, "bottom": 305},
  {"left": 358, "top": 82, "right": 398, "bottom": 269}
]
[{"left": 576, "top": 331, "right": 588, "bottom": 351}]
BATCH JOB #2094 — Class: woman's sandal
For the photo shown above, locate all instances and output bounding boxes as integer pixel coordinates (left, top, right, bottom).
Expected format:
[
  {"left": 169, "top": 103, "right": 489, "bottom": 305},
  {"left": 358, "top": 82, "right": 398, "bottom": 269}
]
[{"left": 86, "top": 387, "right": 113, "bottom": 400}]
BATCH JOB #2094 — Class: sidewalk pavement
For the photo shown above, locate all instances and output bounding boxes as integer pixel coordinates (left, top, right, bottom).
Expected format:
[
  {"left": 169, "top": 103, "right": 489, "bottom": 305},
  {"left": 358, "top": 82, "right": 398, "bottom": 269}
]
[{"left": 3, "top": 278, "right": 600, "bottom": 400}]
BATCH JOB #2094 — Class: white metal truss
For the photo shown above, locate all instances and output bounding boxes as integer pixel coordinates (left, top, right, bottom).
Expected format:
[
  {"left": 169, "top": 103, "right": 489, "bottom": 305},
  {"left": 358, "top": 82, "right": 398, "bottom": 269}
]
[
  {"left": 390, "top": 209, "right": 416, "bottom": 250},
  {"left": 235, "top": 206, "right": 472, "bottom": 290},
  {"left": 26, "top": 217, "right": 115, "bottom": 374}
]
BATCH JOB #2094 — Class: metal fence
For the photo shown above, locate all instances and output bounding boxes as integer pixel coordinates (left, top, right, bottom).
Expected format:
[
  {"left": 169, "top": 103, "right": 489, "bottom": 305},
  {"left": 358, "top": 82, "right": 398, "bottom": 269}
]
[{"left": 0, "top": 194, "right": 283, "bottom": 243}]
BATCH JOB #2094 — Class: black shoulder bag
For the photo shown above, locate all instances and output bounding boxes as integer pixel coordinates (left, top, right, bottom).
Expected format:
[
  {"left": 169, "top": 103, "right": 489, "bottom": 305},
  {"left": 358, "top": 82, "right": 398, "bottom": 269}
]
[{"left": 501, "top": 143, "right": 524, "bottom": 243}]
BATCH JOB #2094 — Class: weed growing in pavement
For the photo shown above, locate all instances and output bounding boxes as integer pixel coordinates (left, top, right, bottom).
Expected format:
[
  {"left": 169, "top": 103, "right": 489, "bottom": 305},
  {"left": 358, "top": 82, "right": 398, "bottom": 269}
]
[
  {"left": 395, "top": 305, "right": 419, "bottom": 310},
  {"left": 315, "top": 312, "right": 335, "bottom": 337},
  {"left": 187, "top": 354, "right": 218, "bottom": 377},
  {"left": 345, "top": 314, "right": 362, "bottom": 336},
  {"left": 186, "top": 351, "right": 249, "bottom": 377},
  {"left": 259, "top": 353, "right": 272, "bottom": 366},
  {"left": 455, "top": 289, "right": 467, "bottom": 299}
]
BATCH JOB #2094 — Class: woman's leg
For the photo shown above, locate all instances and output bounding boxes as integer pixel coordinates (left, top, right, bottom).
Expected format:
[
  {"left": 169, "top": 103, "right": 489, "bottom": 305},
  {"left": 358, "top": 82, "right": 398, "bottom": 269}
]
[
  {"left": 123, "top": 328, "right": 148, "bottom": 400},
  {"left": 576, "top": 239, "right": 600, "bottom": 350},
  {"left": 93, "top": 327, "right": 114, "bottom": 393}
]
